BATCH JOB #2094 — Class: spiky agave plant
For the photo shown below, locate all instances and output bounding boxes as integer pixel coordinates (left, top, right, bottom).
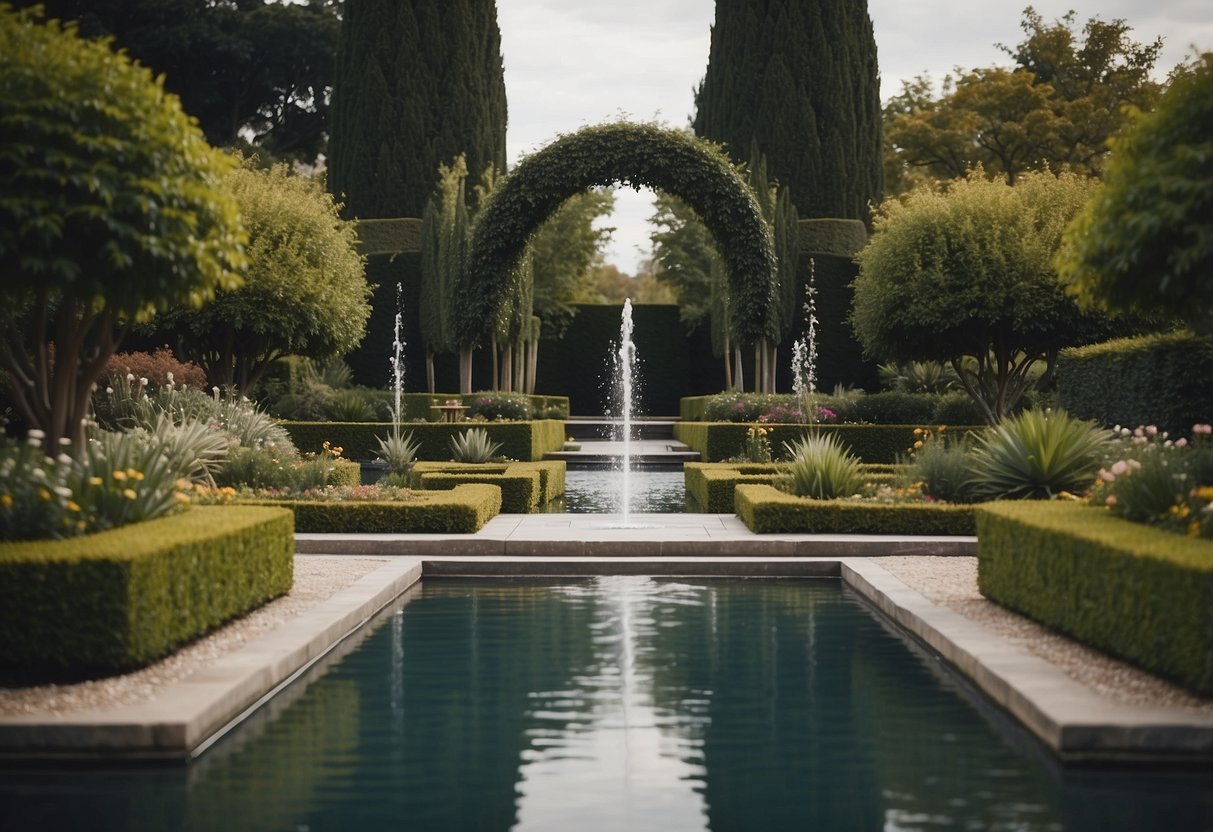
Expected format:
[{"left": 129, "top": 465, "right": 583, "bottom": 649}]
[
  {"left": 449, "top": 427, "right": 502, "bottom": 464},
  {"left": 779, "top": 432, "right": 864, "bottom": 499},
  {"left": 375, "top": 428, "right": 421, "bottom": 486},
  {"left": 967, "top": 408, "right": 1110, "bottom": 500}
]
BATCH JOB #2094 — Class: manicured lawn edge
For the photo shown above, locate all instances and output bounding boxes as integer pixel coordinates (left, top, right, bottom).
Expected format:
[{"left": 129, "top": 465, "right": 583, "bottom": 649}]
[
  {"left": 0, "top": 506, "right": 294, "bottom": 677},
  {"left": 734, "top": 484, "right": 976, "bottom": 535},
  {"left": 414, "top": 461, "right": 565, "bottom": 512},
  {"left": 977, "top": 501, "right": 1213, "bottom": 695},
  {"left": 243, "top": 483, "right": 502, "bottom": 533},
  {"left": 282, "top": 419, "right": 566, "bottom": 462}
]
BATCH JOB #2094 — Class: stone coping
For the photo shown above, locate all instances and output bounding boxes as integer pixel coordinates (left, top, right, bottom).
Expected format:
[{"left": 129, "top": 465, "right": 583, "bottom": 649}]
[{"left": 3, "top": 553, "right": 1211, "bottom": 765}]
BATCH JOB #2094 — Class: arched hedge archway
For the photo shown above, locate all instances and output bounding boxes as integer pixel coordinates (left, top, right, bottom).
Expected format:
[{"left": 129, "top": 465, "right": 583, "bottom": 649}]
[{"left": 458, "top": 122, "right": 777, "bottom": 347}]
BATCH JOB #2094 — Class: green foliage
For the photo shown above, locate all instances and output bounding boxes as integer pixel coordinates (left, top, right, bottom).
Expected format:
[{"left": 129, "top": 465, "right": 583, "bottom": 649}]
[
  {"left": 976, "top": 500, "right": 1213, "bottom": 694},
  {"left": 414, "top": 461, "right": 564, "bottom": 508},
  {"left": 374, "top": 429, "right": 420, "bottom": 483},
  {"left": 462, "top": 122, "right": 777, "bottom": 348},
  {"left": 932, "top": 393, "right": 990, "bottom": 427},
  {"left": 158, "top": 159, "right": 371, "bottom": 393},
  {"left": 967, "top": 408, "right": 1110, "bottom": 500},
  {"left": 449, "top": 427, "right": 503, "bottom": 464},
  {"left": 675, "top": 422, "right": 959, "bottom": 465},
  {"left": 736, "top": 484, "right": 976, "bottom": 535},
  {"left": 21, "top": 0, "right": 341, "bottom": 164},
  {"left": 1057, "top": 332, "right": 1213, "bottom": 435},
  {"left": 884, "top": 9, "right": 1161, "bottom": 192},
  {"left": 851, "top": 392, "right": 938, "bottom": 426},
  {"left": 0, "top": 506, "right": 293, "bottom": 677},
  {"left": 419, "top": 156, "right": 470, "bottom": 362},
  {"left": 532, "top": 189, "right": 617, "bottom": 339},
  {"left": 693, "top": 0, "right": 882, "bottom": 221},
  {"left": 735, "top": 425, "right": 774, "bottom": 463},
  {"left": 1056, "top": 53, "right": 1213, "bottom": 333},
  {"left": 779, "top": 433, "right": 865, "bottom": 499},
  {"left": 684, "top": 462, "right": 783, "bottom": 513},
  {"left": 282, "top": 420, "right": 566, "bottom": 463},
  {"left": 908, "top": 436, "right": 978, "bottom": 504},
  {"left": 248, "top": 484, "right": 501, "bottom": 534},
  {"left": 328, "top": 0, "right": 506, "bottom": 220},
  {"left": 878, "top": 361, "right": 960, "bottom": 394},
  {"left": 0, "top": 5, "right": 246, "bottom": 449},
  {"left": 852, "top": 171, "right": 1101, "bottom": 424},
  {"left": 649, "top": 192, "right": 718, "bottom": 331}
]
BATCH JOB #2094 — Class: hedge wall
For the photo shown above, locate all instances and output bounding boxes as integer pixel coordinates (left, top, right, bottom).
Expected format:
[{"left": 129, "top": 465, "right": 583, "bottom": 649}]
[
  {"left": 735, "top": 484, "right": 976, "bottom": 535},
  {"left": 1057, "top": 332, "right": 1213, "bottom": 436},
  {"left": 247, "top": 484, "right": 501, "bottom": 534},
  {"left": 977, "top": 501, "right": 1213, "bottom": 695},
  {"left": 414, "top": 461, "right": 565, "bottom": 511},
  {"left": 674, "top": 422, "right": 950, "bottom": 464},
  {"left": 282, "top": 419, "right": 566, "bottom": 462},
  {"left": 685, "top": 463, "right": 896, "bottom": 513},
  {"left": 0, "top": 506, "right": 294, "bottom": 678}
]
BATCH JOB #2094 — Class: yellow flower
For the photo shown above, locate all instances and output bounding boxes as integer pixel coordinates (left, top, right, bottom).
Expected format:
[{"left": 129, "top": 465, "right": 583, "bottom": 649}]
[
  {"left": 66, "top": 500, "right": 81, "bottom": 513},
  {"left": 37, "top": 487, "right": 51, "bottom": 502},
  {"left": 112, "top": 470, "right": 127, "bottom": 482},
  {"left": 1192, "top": 486, "right": 1213, "bottom": 502},
  {"left": 913, "top": 440, "right": 924, "bottom": 449},
  {"left": 1190, "top": 521, "right": 1203, "bottom": 537},
  {"left": 913, "top": 428, "right": 924, "bottom": 436},
  {"left": 127, "top": 468, "right": 144, "bottom": 481},
  {"left": 0, "top": 494, "right": 11, "bottom": 509},
  {"left": 174, "top": 492, "right": 191, "bottom": 505},
  {"left": 89, "top": 476, "right": 103, "bottom": 487},
  {"left": 123, "top": 488, "right": 138, "bottom": 500}
]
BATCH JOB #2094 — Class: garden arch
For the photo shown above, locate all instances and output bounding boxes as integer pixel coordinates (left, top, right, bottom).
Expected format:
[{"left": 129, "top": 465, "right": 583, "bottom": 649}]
[{"left": 458, "top": 122, "right": 778, "bottom": 347}]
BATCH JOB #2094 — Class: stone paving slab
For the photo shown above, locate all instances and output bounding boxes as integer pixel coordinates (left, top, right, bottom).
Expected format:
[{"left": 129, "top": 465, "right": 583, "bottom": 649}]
[{"left": 4, "top": 549, "right": 1211, "bottom": 764}]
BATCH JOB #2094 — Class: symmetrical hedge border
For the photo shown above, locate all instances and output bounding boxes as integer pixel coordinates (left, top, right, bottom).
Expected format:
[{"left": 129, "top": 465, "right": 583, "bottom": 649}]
[
  {"left": 462, "top": 122, "right": 777, "bottom": 346},
  {"left": 282, "top": 419, "right": 566, "bottom": 462},
  {"left": 735, "top": 484, "right": 975, "bottom": 535},
  {"left": 1057, "top": 332, "right": 1213, "bottom": 436},
  {"left": 685, "top": 462, "right": 897, "bottom": 513},
  {"left": 674, "top": 422, "right": 960, "bottom": 464},
  {"left": 414, "top": 461, "right": 565, "bottom": 512},
  {"left": 246, "top": 483, "right": 501, "bottom": 534},
  {"left": 386, "top": 393, "right": 569, "bottom": 421},
  {"left": 977, "top": 501, "right": 1213, "bottom": 695},
  {"left": 0, "top": 506, "right": 294, "bottom": 677}
]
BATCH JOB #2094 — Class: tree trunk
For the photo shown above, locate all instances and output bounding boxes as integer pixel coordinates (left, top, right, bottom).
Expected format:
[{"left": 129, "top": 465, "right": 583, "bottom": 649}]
[
  {"left": 459, "top": 347, "right": 473, "bottom": 394},
  {"left": 425, "top": 352, "right": 436, "bottom": 394},
  {"left": 527, "top": 339, "right": 539, "bottom": 395},
  {"left": 500, "top": 344, "right": 513, "bottom": 393},
  {"left": 490, "top": 334, "right": 499, "bottom": 392},
  {"left": 733, "top": 345, "right": 745, "bottom": 392}
]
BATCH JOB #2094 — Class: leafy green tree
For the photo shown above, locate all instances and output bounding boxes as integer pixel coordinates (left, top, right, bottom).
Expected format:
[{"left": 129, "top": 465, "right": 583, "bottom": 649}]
[
  {"left": 15, "top": 0, "right": 340, "bottom": 164},
  {"left": 693, "top": 0, "right": 882, "bottom": 220},
  {"left": 328, "top": 0, "right": 507, "bottom": 220},
  {"left": 1057, "top": 54, "right": 1213, "bottom": 334},
  {"left": 0, "top": 6, "right": 245, "bottom": 450},
  {"left": 885, "top": 9, "right": 1161, "bottom": 191},
  {"left": 531, "top": 189, "right": 616, "bottom": 339},
  {"left": 649, "top": 193, "right": 718, "bottom": 331},
  {"left": 158, "top": 160, "right": 370, "bottom": 393},
  {"left": 419, "top": 156, "right": 470, "bottom": 392},
  {"left": 851, "top": 171, "right": 1100, "bottom": 424}
]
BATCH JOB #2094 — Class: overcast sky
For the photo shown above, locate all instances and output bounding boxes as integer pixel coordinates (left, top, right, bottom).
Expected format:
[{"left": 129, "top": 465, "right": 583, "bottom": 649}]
[{"left": 495, "top": 0, "right": 1212, "bottom": 274}]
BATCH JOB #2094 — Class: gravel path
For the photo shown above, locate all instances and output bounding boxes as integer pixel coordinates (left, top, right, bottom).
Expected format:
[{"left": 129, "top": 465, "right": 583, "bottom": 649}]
[
  {"left": 4, "top": 555, "right": 1208, "bottom": 717},
  {"left": 880, "top": 556, "right": 1213, "bottom": 713},
  {"left": 0, "top": 556, "right": 387, "bottom": 717}
]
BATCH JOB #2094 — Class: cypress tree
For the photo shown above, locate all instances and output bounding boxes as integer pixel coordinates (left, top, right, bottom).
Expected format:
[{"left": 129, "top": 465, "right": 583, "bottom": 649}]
[
  {"left": 693, "top": 0, "right": 882, "bottom": 220},
  {"left": 328, "top": 0, "right": 507, "bottom": 220}
]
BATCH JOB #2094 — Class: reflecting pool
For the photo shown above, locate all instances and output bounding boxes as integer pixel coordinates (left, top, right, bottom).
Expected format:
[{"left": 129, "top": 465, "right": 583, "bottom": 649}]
[
  {"left": 5, "top": 578, "right": 1211, "bottom": 831},
  {"left": 546, "top": 468, "right": 688, "bottom": 514}
]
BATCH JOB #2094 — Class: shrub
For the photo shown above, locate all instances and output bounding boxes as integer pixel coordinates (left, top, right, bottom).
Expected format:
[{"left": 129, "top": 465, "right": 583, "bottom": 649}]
[
  {"left": 375, "top": 429, "right": 421, "bottom": 487},
  {"left": 328, "top": 389, "right": 378, "bottom": 422},
  {"left": 932, "top": 392, "right": 988, "bottom": 426},
  {"left": 0, "top": 506, "right": 293, "bottom": 677},
  {"left": 967, "top": 408, "right": 1110, "bottom": 500},
  {"left": 736, "top": 484, "right": 976, "bottom": 535},
  {"left": 450, "top": 427, "right": 503, "bottom": 463},
  {"left": 466, "top": 392, "right": 532, "bottom": 421},
  {"left": 908, "top": 434, "right": 977, "bottom": 504},
  {"left": 779, "top": 433, "right": 865, "bottom": 499},
  {"left": 106, "top": 347, "right": 207, "bottom": 391},
  {"left": 878, "top": 361, "right": 959, "bottom": 394},
  {"left": 851, "top": 391, "right": 938, "bottom": 425},
  {"left": 247, "top": 484, "right": 501, "bottom": 533}
]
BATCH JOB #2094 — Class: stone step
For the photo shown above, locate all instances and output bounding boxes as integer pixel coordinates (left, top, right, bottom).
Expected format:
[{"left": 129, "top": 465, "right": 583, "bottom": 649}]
[{"left": 564, "top": 419, "right": 677, "bottom": 441}]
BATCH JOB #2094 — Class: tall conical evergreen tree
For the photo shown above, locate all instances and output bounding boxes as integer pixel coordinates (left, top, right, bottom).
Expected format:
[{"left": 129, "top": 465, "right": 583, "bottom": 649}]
[
  {"left": 328, "top": 0, "right": 507, "bottom": 219},
  {"left": 693, "top": 0, "right": 881, "bottom": 220}
]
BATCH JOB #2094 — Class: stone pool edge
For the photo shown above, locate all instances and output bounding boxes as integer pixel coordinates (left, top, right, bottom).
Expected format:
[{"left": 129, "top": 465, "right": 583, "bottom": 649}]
[{"left": 2, "top": 554, "right": 1211, "bottom": 765}]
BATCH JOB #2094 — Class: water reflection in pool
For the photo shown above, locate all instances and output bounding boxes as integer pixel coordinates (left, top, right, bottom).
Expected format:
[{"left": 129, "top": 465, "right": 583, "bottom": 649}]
[{"left": 545, "top": 467, "right": 688, "bottom": 514}]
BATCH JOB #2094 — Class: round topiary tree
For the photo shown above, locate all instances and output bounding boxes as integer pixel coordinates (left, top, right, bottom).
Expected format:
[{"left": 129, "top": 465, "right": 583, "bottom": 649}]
[
  {"left": 0, "top": 6, "right": 246, "bottom": 449},
  {"left": 459, "top": 122, "right": 778, "bottom": 355}
]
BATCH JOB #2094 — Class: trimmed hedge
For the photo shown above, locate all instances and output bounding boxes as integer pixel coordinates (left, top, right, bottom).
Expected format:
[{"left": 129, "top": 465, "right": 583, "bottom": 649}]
[
  {"left": 735, "top": 484, "right": 976, "bottom": 535},
  {"left": 685, "top": 462, "right": 781, "bottom": 512},
  {"left": 976, "top": 500, "right": 1213, "bottom": 695},
  {"left": 246, "top": 484, "right": 501, "bottom": 534},
  {"left": 0, "top": 506, "right": 294, "bottom": 677},
  {"left": 1057, "top": 332, "right": 1213, "bottom": 436},
  {"left": 328, "top": 459, "right": 362, "bottom": 487},
  {"left": 282, "top": 419, "right": 566, "bottom": 462},
  {"left": 674, "top": 422, "right": 971, "bottom": 464},
  {"left": 414, "top": 461, "right": 565, "bottom": 511},
  {"left": 386, "top": 392, "right": 570, "bottom": 421}
]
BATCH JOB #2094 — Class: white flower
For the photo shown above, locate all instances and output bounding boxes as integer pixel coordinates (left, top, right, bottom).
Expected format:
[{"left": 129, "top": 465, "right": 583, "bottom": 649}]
[
  {"left": 127, "top": 373, "right": 135, "bottom": 382},
  {"left": 53, "top": 486, "right": 73, "bottom": 498},
  {"left": 139, "top": 377, "right": 148, "bottom": 387},
  {"left": 28, "top": 429, "right": 45, "bottom": 440},
  {"left": 166, "top": 371, "right": 174, "bottom": 382},
  {"left": 57, "top": 454, "right": 72, "bottom": 465},
  {"left": 58, "top": 437, "right": 71, "bottom": 446},
  {"left": 106, "top": 387, "right": 114, "bottom": 395}
]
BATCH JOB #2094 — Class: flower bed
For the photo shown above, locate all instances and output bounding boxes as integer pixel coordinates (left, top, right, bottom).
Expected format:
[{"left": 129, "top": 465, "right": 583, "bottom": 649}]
[
  {"left": 242, "top": 483, "right": 501, "bottom": 534},
  {"left": 282, "top": 419, "right": 566, "bottom": 462},
  {"left": 674, "top": 422, "right": 974, "bottom": 464}
]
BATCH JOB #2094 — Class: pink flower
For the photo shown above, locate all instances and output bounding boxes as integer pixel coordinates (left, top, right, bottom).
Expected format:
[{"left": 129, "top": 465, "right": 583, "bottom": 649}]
[
  {"left": 1110, "top": 460, "right": 1129, "bottom": 476},
  {"left": 1105, "top": 495, "right": 1118, "bottom": 506},
  {"left": 1099, "top": 469, "right": 1116, "bottom": 483}
]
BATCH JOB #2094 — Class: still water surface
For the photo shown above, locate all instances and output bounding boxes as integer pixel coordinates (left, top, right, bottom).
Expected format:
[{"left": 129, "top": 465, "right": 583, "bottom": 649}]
[
  {"left": 548, "top": 468, "right": 688, "bottom": 514},
  {"left": 6, "top": 578, "right": 1211, "bottom": 831}
]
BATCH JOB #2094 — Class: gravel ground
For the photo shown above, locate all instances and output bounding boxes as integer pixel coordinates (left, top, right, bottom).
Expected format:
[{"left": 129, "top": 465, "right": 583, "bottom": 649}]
[
  {"left": 4, "top": 555, "right": 1208, "bottom": 717},
  {"left": 0, "top": 556, "right": 387, "bottom": 717},
  {"left": 880, "top": 556, "right": 1213, "bottom": 713}
]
